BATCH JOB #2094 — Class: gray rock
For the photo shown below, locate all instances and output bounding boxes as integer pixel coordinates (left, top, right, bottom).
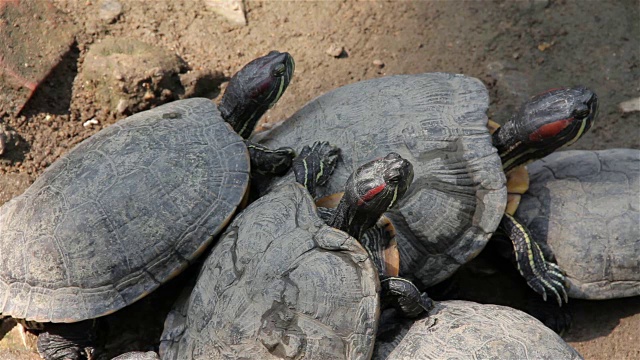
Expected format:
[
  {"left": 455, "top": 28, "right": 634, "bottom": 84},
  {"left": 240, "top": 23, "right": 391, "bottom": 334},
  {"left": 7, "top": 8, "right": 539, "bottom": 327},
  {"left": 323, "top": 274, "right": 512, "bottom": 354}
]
[
  {"left": 76, "top": 37, "right": 188, "bottom": 117},
  {"left": 0, "top": 124, "right": 13, "bottom": 156},
  {"left": 99, "top": 0, "right": 123, "bottom": 23},
  {"left": 204, "top": 0, "right": 247, "bottom": 26}
]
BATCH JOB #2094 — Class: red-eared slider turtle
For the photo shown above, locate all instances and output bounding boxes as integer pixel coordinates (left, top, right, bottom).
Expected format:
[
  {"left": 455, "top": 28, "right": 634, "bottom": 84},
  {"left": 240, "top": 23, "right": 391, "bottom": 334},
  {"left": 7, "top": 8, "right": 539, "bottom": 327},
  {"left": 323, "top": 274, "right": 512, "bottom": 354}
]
[
  {"left": 515, "top": 148, "right": 640, "bottom": 299},
  {"left": 373, "top": 301, "right": 583, "bottom": 360},
  {"left": 0, "top": 50, "right": 295, "bottom": 359},
  {"left": 258, "top": 73, "right": 598, "bottom": 305},
  {"left": 427, "top": 149, "right": 639, "bottom": 334},
  {"left": 160, "top": 150, "right": 427, "bottom": 359}
]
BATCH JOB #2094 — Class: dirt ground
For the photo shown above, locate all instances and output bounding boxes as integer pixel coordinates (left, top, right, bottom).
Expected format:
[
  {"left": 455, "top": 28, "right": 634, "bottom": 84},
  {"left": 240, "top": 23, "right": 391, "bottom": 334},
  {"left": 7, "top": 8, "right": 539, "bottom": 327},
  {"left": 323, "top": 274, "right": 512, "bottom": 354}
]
[{"left": 0, "top": 0, "right": 638, "bottom": 359}]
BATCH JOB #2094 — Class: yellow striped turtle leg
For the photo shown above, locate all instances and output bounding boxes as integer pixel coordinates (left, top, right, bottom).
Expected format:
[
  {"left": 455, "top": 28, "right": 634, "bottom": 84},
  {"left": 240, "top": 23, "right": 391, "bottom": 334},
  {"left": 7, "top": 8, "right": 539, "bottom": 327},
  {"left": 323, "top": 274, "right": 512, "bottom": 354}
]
[
  {"left": 292, "top": 141, "right": 340, "bottom": 198},
  {"left": 500, "top": 213, "right": 568, "bottom": 306}
]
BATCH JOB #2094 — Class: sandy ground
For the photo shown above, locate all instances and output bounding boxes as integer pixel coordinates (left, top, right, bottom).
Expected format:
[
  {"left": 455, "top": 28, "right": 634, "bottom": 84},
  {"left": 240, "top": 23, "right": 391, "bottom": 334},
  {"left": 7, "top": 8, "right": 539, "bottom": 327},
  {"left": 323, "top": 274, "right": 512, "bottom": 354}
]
[{"left": 0, "top": 0, "right": 638, "bottom": 359}]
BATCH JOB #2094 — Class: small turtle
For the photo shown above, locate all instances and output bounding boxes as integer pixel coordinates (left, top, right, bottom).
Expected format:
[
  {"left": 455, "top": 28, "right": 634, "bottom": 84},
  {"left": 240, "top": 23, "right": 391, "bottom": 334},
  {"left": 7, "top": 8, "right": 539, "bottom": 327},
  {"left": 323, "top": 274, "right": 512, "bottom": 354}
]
[
  {"left": 0, "top": 50, "right": 295, "bottom": 359},
  {"left": 373, "top": 300, "right": 583, "bottom": 360},
  {"left": 258, "top": 73, "right": 598, "bottom": 305},
  {"left": 160, "top": 149, "right": 426, "bottom": 359}
]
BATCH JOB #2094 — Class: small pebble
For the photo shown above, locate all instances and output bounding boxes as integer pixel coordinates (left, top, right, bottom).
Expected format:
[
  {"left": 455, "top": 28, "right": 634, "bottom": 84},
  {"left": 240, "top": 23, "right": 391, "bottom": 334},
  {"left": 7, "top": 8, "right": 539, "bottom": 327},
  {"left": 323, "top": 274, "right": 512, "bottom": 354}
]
[
  {"left": 373, "top": 59, "right": 385, "bottom": 68},
  {"left": 143, "top": 91, "right": 155, "bottom": 101},
  {"left": 0, "top": 133, "right": 7, "bottom": 156},
  {"left": 99, "top": 0, "right": 123, "bottom": 23},
  {"left": 116, "top": 98, "right": 128, "bottom": 114},
  {"left": 618, "top": 97, "right": 640, "bottom": 113},
  {"left": 537, "top": 42, "right": 552, "bottom": 52},
  {"left": 0, "top": 125, "right": 15, "bottom": 156},
  {"left": 326, "top": 44, "right": 347, "bottom": 58},
  {"left": 83, "top": 118, "right": 99, "bottom": 127}
]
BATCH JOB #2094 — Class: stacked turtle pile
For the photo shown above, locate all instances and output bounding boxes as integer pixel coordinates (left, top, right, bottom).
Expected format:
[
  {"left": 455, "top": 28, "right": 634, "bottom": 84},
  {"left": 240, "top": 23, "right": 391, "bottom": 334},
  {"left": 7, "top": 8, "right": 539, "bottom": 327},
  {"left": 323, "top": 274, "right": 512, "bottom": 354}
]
[{"left": 0, "top": 52, "right": 637, "bottom": 360}]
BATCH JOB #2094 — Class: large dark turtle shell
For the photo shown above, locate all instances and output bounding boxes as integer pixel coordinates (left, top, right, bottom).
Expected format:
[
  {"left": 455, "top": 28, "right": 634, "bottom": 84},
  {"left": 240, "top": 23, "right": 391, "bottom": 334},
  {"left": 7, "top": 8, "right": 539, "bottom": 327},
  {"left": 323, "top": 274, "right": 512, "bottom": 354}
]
[
  {"left": 0, "top": 98, "right": 250, "bottom": 323},
  {"left": 160, "top": 183, "right": 379, "bottom": 360},
  {"left": 515, "top": 149, "right": 640, "bottom": 299},
  {"left": 259, "top": 73, "right": 506, "bottom": 288}
]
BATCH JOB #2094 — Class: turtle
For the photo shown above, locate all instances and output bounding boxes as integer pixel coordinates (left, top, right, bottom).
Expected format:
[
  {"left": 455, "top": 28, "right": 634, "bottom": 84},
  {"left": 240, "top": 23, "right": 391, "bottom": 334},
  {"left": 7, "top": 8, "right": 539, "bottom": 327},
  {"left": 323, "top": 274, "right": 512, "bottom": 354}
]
[
  {"left": 0, "top": 50, "right": 296, "bottom": 359},
  {"left": 426, "top": 148, "right": 639, "bottom": 334},
  {"left": 372, "top": 300, "right": 583, "bottom": 360},
  {"left": 514, "top": 148, "right": 640, "bottom": 300},
  {"left": 257, "top": 72, "right": 598, "bottom": 306},
  {"left": 159, "top": 149, "right": 428, "bottom": 359}
]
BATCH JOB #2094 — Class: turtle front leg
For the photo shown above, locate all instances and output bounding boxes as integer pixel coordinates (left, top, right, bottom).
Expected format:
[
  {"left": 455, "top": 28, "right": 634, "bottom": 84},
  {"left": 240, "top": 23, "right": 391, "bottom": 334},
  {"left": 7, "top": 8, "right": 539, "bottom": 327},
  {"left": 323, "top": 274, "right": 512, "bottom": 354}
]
[
  {"left": 500, "top": 213, "right": 568, "bottom": 306},
  {"left": 380, "top": 277, "right": 433, "bottom": 318},
  {"left": 37, "top": 321, "right": 96, "bottom": 360},
  {"left": 246, "top": 140, "right": 296, "bottom": 200},
  {"left": 291, "top": 141, "right": 341, "bottom": 198},
  {"left": 245, "top": 140, "right": 296, "bottom": 177}
]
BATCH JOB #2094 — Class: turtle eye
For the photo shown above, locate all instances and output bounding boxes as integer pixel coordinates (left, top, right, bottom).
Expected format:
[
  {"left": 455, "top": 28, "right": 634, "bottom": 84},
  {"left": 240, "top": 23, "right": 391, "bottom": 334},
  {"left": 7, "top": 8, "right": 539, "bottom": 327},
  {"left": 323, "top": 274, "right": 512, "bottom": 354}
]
[
  {"left": 272, "top": 63, "right": 286, "bottom": 77},
  {"left": 572, "top": 107, "right": 590, "bottom": 119},
  {"left": 387, "top": 174, "right": 402, "bottom": 183}
]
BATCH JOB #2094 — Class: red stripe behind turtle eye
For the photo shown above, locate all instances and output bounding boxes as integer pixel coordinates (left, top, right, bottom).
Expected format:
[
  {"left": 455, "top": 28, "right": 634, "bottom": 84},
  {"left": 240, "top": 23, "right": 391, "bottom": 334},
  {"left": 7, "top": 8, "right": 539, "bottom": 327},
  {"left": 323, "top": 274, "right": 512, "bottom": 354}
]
[
  {"left": 529, "top": 118, "right": 573, "bottom": 141},
  {"left": 357, "top": 183, "right": 387, "bottom": 206}
]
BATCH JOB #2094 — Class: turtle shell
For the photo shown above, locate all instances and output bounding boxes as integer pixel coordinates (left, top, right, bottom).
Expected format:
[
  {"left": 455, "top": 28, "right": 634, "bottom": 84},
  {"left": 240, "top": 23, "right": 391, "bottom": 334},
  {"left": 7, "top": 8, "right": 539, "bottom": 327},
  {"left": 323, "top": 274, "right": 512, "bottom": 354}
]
[
  {"left": 259, "top": 73, "right": 506, "bottom": 288},
  {"left": 160, "top": 183, "right": 379, "bottom": 360},
  {"left": 0, "top": 98, "right": 250, "bottom": 323},
  {"left": 111, "top": 351, "right": 160, "bottom": 360},
  {"left": 373, "top": 300, "right": 583, "bottom": 359},
  {"left": 515, "top": 149, "right": 640, "bottom": 299}
]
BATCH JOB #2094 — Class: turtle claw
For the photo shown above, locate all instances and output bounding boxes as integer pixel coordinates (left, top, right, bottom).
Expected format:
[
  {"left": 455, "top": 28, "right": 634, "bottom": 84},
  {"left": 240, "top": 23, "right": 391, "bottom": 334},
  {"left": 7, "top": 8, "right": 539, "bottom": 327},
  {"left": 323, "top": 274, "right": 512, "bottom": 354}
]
[
  {"left": 301, "top": 141, "right": 341, "bottom": 187},
  {"left": 523, "top": 246, "right": 568, "bottom": 306},
  {"left": 500, "top": 213, "right": 569, "bottom": 306},
  {"left": 381, "top": 276, "right": 433, "bottom": 318}
]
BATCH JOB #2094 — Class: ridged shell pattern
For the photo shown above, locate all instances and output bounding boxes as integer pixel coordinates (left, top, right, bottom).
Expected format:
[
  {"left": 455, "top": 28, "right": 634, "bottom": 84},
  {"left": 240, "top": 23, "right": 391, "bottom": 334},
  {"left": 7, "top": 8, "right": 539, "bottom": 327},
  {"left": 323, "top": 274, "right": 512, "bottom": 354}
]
[
  {"left": 374, "top": 300, "right": 583, "bottom": 360},
  {"left": 161, "top": 183, "right": 379, "bottom": 360},
  {"left": 515, "top": 149, "right": 640, "bottom": 299},
  {"left": 260, "top": 73, "right": 507, "bottom": 288},
  {"left": 0, "top": 98, "right": 250, "bottom": 322}
]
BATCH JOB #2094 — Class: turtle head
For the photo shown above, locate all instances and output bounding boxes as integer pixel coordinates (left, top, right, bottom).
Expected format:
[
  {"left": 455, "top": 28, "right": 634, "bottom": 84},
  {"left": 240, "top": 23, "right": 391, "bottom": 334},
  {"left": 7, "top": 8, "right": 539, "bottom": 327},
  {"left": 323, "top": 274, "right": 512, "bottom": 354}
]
[
  {"left": 495, "top": 87, "right": 598, "bottom": 172},
  {"left": 220, "top": 50, "right": 295, "bottom": 139},
  {"left": 332, "top": 153, "right": 414, "bottom": 239}
]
